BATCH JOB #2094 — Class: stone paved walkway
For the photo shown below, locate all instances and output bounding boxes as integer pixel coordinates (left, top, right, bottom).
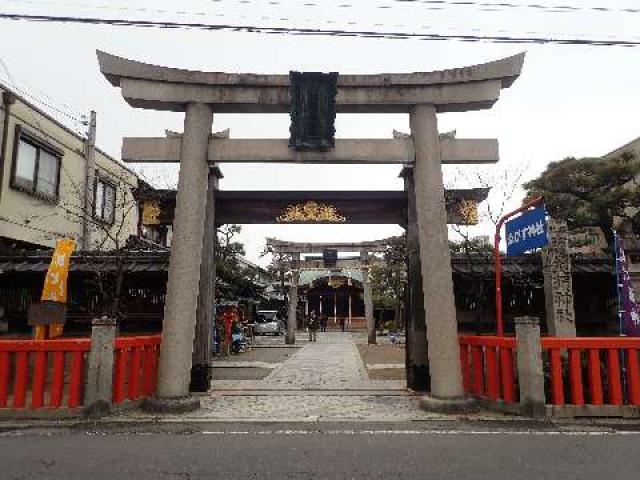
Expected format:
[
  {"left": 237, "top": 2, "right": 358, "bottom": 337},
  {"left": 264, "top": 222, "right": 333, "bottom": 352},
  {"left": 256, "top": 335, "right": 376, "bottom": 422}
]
[
  {"left": 212, "top": 332, "right": 405, "bottom": 391},
  {"left": 263, "top": 332, "right": 369, "bottom": 389},
  {"left": 114, "top": 332, "right": 506, "bottom": 422}
]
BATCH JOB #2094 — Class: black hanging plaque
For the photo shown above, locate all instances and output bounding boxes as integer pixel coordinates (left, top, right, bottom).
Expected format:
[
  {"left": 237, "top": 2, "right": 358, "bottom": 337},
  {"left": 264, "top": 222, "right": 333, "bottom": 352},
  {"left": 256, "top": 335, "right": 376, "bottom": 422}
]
[
  {"left": 289, "top": 71, "right": 338, "bottom": 151},
  {"left": 323, "top": 248, "right": 338, "bottom": 268}
]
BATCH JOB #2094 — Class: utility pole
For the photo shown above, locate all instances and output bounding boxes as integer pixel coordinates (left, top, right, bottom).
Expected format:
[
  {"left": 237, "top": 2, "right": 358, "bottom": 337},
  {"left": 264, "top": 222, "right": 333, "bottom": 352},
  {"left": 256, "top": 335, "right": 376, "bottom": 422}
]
[{"left": 82, "top": 110, "right": 97, "bottom": 250}]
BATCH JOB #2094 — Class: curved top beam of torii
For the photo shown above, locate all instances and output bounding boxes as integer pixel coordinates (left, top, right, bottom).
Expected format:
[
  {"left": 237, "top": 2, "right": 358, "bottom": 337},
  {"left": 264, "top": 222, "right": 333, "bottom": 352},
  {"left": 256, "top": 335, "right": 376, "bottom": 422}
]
[
  {"left": 97, "top": 50, "right": 525, "bottom": 113},
  {"left": 265, "top": 236, "right": 403, "bottom": 255}
]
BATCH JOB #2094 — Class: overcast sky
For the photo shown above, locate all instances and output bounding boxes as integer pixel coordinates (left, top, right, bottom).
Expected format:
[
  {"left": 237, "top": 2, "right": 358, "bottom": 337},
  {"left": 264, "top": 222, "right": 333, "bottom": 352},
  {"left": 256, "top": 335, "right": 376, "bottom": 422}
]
[{"left": 1, "top": 0, "right": 640, "bottom": 264}]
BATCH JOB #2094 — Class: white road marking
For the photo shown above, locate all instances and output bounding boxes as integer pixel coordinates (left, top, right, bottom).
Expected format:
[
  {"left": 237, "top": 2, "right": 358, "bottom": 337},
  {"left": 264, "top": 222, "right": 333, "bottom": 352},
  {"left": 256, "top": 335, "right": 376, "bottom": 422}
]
[{"left": 200, "top": 429, "right": 640, "bottom": 436}]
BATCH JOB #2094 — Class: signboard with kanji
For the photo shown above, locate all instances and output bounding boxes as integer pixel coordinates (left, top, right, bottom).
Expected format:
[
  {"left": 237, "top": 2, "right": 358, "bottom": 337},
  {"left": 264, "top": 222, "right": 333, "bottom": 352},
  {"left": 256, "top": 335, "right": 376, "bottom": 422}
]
[{"left": 506, "top": 205, "right": 548, "bottom": 256}]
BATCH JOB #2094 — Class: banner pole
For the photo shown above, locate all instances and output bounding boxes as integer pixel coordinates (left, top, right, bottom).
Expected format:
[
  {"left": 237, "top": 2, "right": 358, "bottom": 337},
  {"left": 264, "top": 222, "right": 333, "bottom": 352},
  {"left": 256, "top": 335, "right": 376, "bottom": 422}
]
[{"left": 614, "top": 230, "right": 624, "bottom": 336}]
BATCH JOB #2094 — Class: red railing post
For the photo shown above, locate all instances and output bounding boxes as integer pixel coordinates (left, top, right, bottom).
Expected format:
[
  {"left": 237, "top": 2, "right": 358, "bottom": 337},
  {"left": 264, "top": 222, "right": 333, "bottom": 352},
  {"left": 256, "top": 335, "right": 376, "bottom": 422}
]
[
  {"left": 68, "top": 351, "right": 84, "bottom": 408},
  {"left": 49, "top": 351, "right": 65, "bottom": 408},
  {"left": 549, "top": 348, "right": 564, "bottom": 406},
  {"left": 0, "top": 351, "right": 9, "bottom": 408},
  {"left": 471, "top": 346, "right": 485, "bottom": 396},
  {"left": 31, "top": 351, "right": 47, "bottom": 409},
  {"left": 13, "top": 351, "right": 28, "bottom": 409},
  {"left": 587, "top": 349, "right": 603, "bottom": 405},
  {"left": 150, "top": 344, "right": 160, "bottom": 394},
  {"left": 113, "top": 348, "right": 128, "bottom": 404},
  {"left": 607, "top": 349, "right": 623, "bottom": 405},
  {"left": 500, "top": 347, "right": 516, "bottom": 403},
  {"left": 626, "top": 348, "right": 640, "bottom": 406},
  {"left": 128, "top": 346, "right": 142, "bottom": 400},
  {"left": 485, "top": 347, "right": 499, "bottom": 400},
  {"left": 460, "top": 343, "right": 471, "bottom": 393},
  {"left": 568, "top": 349, "right": 584, "bottom": 406}
]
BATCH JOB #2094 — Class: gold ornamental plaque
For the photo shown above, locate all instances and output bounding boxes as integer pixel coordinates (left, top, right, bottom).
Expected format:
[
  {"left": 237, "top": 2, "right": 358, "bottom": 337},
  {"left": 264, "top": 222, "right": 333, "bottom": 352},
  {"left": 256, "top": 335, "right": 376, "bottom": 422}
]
[{"left": 277, "top": 201, "right": 346, "bottom": 223}]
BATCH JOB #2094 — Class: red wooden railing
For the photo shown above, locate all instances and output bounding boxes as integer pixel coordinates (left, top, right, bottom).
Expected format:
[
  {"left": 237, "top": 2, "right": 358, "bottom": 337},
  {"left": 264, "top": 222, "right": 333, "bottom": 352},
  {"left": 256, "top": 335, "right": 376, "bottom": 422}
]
[
  {"left": 0, "top": 335, "right": 161, "bottom": 410},
  {"left": 0, "top": 338, "right": 90, "bottom": 409},
  {"left": 459, "top": 335, "right": 518, "bottom": 404},
  {"left": 540, "top": 337, "right": 640, "bottom": 407},
  {"left": 460, "top": 335, "right": 640, "bottom": 408},
  {"left": 112, "top": 335, "right": 161, "bottom": 404}
]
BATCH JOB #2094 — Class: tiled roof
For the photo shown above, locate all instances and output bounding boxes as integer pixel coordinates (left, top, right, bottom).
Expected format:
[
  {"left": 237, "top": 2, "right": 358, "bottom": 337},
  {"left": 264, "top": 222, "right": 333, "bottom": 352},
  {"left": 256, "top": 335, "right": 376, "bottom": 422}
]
[{"left": 0, "top": 251, "right": 614, "bottom": 275}]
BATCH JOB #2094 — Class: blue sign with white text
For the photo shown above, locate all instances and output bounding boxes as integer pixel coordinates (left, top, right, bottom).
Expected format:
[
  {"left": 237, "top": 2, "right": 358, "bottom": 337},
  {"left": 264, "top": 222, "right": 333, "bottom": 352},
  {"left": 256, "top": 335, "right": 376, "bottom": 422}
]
[{"left": 505, "top": 206, "right": 549, "bottom": 256}]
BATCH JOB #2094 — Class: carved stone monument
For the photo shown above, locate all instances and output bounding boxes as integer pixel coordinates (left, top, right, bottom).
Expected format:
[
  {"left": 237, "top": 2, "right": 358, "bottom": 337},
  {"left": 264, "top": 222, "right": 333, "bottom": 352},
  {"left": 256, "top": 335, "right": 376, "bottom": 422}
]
[{"left": 542, "top": 219, "right": 576, "bottom": 337}]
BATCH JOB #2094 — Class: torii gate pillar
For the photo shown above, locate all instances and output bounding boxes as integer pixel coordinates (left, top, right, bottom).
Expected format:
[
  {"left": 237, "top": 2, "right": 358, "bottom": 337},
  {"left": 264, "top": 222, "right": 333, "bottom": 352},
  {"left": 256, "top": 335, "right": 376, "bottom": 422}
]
[
  {"left": 410, "top": 105, "right": 474, "bottom": 410},
  {"left": 287, "top": 253, "right": 300, "bottom": 345},
  {"left": 146, "top": 103, "right": 213, "bottom": 412}
]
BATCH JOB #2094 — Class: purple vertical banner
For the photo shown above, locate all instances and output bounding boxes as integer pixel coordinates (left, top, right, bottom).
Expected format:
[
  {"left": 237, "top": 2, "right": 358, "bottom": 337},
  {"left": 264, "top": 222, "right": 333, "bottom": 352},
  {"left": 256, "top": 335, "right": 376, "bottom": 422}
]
[{"left": 615, "top": 232, "right": 640, "bottom": 336}]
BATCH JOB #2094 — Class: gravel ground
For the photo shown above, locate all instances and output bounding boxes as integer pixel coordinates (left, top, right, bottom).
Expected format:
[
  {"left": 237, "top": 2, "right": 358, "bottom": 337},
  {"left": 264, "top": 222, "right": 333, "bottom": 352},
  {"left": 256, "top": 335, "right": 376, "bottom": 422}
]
[
  {"left": 213, "top": 346, "right": 299, "bottom": 364},
  {"left": 368, "top": 368, "right": 406, "bottom": 381},
  {"left": 211, "top": 367, "right": 273, "bottom": 380},
  {"left": 357, "top": 344, "right": 406, "bottom": 381},
  {"left": 212, "top": 347, "right": 301, "bottom": 381},
  {"left": 357, "top": 344, "right": 405, "bottom": 364}
]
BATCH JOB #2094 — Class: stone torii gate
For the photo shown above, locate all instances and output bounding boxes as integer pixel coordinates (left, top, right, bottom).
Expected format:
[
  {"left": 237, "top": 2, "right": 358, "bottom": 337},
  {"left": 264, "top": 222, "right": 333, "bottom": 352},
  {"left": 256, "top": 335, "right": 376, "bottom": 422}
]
[
  {"left": 266, "top": 238, "right": 397, "bottom": 346},
  {"left": 98, "top": 50, "right": 524, "bottom": 412}
]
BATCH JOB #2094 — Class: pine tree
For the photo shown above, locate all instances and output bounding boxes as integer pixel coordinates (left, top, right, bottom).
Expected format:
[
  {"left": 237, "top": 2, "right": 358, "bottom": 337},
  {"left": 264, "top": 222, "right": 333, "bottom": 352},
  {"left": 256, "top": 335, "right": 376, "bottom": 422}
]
[{"left": 524, "top": 152, "right": 640, "bottom": 249}]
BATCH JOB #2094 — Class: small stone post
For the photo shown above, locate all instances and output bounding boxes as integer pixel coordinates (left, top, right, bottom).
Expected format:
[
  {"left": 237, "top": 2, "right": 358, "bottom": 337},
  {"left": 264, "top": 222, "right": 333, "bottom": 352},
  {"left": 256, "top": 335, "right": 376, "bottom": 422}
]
[
  {"left": 515, "top": 316, "right": 546, "bottom": 418},
  {"left": 287, "top": 253, "right": 300, "bottom": 345},
  {"left": 542, "top": 219, "right": 576, "bottom": 337},
  {"left": 361, "top": 251, "right": 376, "bottom": 345},
  {"left": 84, "top": 316, "right": 117, "bottom": 417}
]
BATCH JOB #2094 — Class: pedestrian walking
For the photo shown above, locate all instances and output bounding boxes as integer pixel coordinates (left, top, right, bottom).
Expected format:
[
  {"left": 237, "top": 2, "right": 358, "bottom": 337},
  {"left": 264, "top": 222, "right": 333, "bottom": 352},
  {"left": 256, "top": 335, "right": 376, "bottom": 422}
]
[
  {"left": 320, "top": 314, "right": 327, "bottom": 332},
  {"left": 339, "top": 316, "right": 346, "bottom": 332},
  {"left": 308, "top": 310, "right": 319, "bottom": 342}
]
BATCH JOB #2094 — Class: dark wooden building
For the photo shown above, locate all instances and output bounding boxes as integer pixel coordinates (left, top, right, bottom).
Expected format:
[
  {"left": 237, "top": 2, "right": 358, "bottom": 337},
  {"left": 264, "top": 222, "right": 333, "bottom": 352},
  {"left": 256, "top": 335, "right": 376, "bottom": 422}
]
[{"left": 0, "top": 248, "right": 617, "bottom": 337}]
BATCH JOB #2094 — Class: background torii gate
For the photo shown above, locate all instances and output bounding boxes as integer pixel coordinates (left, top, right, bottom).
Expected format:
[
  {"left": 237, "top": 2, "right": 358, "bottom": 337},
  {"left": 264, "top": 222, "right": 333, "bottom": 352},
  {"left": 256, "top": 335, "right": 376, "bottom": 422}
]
[
  {"left": 98, "top": 50, "right": 524, "bottom": 412},
  {"left": 266, "top": 238, "right": 396, "bottom": 346}
]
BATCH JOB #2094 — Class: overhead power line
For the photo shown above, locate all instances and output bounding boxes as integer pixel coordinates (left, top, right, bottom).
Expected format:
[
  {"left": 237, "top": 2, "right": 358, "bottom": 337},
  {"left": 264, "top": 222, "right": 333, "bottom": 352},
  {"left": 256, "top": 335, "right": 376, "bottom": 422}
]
[
  {"left": 6, "top": 0, "right": 640, "bottom": 16},
  {"left": 389, "top": 0, "right": 640, "bottom": 15},
  {"left": 3, "top": 0, "right": 639, "bottom": 42},
  {"left": 4, "top": 0, "right": 640, "bottom": 16},
  {"left": 0, "top": 74, "right": 84, "bottom": 123},
  {"left": 1, "top": 12, "right": 640, "bottom": 47}
]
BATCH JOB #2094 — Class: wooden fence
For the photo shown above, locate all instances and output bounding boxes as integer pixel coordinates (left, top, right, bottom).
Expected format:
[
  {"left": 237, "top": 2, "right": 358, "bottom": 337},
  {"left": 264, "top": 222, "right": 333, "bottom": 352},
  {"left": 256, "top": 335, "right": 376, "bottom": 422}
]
[
  {"left": 460, "top": 334, "right": 640, "bottom": 413},
  {"left": 0, "top": 335, "right": 160, "bottom": 410}
]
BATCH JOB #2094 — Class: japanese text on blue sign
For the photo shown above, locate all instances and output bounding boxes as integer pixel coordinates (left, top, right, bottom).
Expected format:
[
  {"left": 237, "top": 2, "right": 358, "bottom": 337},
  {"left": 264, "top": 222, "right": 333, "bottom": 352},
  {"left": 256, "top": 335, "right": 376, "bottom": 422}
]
[{"left": 506, "top": 206, "right": 548, "bottom": 256}]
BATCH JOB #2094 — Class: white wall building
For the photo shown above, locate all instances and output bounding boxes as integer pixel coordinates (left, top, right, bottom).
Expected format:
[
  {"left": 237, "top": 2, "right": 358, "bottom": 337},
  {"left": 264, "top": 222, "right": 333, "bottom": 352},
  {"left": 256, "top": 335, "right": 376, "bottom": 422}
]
[{"left": 0, "top": 82, "right": 139, "bottom": 251}]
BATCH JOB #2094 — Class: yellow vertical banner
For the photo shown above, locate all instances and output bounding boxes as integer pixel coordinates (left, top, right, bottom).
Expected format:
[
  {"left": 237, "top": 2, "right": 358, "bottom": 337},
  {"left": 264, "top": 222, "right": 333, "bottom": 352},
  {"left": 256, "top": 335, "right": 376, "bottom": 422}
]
[{"left": 36, "top": 238, "right": 76, "bottom": 339}]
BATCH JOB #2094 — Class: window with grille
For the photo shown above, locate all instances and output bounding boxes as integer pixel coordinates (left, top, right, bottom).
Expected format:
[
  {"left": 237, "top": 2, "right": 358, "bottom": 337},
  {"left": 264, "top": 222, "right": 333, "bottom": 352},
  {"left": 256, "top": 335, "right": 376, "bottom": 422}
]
[{"left": 94, "top": 175, "right": 116, "bottom": 224}]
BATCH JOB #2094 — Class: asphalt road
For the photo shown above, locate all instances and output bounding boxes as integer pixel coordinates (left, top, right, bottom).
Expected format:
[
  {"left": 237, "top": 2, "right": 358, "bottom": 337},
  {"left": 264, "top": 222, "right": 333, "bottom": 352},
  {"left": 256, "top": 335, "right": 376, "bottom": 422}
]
[{"left": 2, "top": 421, "right": 640, "bottom": 479}]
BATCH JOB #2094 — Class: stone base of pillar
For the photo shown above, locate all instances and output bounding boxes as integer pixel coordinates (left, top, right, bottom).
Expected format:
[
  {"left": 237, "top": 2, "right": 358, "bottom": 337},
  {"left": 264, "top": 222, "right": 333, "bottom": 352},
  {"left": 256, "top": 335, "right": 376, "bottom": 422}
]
[
  {"left": 84, "top": 399, "right": 111, "bottom": 419},
  {"left": 285, "top": 334, "right": 295, "bottom": 345},
  {"left": 520, "top": 399, "right": 547, "bottom": 419},
  {"left": 142, "top": 396, "right": 201, "bottom": 414},
  {"left": 419, "top": 394, "right": 479, "bottom": 414},
  {"left": 189, "top": 364, "right": 212, "bottom": 393},
  {"left": 406, "top": 363, "right": 430, "bottom": 392}
]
